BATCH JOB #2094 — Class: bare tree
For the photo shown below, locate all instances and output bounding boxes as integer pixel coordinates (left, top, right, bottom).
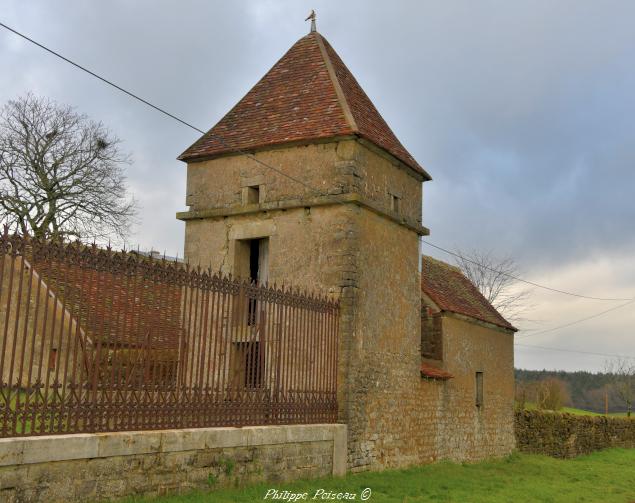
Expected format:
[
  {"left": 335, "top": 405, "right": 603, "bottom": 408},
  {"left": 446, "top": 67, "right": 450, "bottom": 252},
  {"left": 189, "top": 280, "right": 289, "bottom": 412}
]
[
  {"left": 0, "top": 94, "right": 137, "bottom": 241},
  {"left": 454, "top": 249, "right": 532, "bottom": 323},
  {"left": 535, "top": 377, "right": 571, "bottom": 411},
  {"left": 605, "top": 358, "right": 634, "bottom": 417},
  {"left": 516, "top": 378, "right": 570, "bottom": 411}
]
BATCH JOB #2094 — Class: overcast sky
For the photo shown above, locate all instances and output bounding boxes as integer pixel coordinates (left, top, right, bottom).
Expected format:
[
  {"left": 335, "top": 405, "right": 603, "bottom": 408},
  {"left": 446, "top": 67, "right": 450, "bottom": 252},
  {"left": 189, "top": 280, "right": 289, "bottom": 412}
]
[{"left": 2, "top": 1, "right": 634, "bottom": 372}]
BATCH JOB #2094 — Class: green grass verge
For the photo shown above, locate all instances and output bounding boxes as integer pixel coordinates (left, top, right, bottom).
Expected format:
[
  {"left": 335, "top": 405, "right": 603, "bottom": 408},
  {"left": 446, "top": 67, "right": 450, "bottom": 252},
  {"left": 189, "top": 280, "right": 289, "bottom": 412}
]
[
  {"left": 120, "top": 448, "right": 635, "bottom": 503},
  {"left": 560, "top": 406, "right": 628, "bottom": 417},
  {"left": 523, "top": 402, "right": 630, "bottom": 417}
]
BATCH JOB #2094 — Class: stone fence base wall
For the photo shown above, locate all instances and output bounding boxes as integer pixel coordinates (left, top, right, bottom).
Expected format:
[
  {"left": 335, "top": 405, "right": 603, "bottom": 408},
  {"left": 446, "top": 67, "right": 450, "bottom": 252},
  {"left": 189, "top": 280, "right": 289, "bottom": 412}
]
[
  {"left": 515, "top": 410, "right": 635, "bottom": 458},
  {"left": 0, "top": 424, "right": 347, "bottom": 503}
]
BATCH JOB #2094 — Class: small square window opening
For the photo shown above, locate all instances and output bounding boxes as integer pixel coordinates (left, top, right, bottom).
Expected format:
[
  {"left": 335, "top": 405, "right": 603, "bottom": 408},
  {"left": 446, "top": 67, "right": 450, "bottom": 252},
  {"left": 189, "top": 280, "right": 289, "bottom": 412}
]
[{"left": 243, "top": 185, "right": 261, "bottom": 205}]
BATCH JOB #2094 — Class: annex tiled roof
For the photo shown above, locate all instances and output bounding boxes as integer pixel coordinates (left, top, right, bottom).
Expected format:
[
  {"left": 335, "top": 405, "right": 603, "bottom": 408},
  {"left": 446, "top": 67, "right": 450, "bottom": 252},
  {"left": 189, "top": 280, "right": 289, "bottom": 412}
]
[
  {"left": 179, "top": 31, "right": 430, "bottom": 179},
  {"left": 420, "top": 362, "right": 454, "bottom": 380},
  {"left": 421, "top": 256, "right": 516, "bottom": 331},
  {"left": 33, "top": 258, "right": 182, "bottom": 350}
]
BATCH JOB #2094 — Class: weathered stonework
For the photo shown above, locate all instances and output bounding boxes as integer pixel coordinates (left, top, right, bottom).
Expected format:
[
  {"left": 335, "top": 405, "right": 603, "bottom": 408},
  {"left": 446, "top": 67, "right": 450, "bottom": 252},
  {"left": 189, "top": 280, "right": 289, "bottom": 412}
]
[
  {"left": 179, "top": 137, "right": 516, "bottom": 471},
  {"left": 0, "top": 257, "right": 83, "bottom": 385},
  {"left": 515, "top": 410, "right": 635, "bottom": 458},
  {"left": 0, "top": 424, "right": 347, "bottom": 502}
]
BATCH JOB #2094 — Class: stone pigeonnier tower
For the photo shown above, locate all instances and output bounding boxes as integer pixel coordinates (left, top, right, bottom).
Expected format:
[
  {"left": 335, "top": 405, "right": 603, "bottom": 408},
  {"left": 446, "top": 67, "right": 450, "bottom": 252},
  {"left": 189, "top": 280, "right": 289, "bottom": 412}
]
[{"left": 177, "top": 28, "right": 451, "bottom": 470}]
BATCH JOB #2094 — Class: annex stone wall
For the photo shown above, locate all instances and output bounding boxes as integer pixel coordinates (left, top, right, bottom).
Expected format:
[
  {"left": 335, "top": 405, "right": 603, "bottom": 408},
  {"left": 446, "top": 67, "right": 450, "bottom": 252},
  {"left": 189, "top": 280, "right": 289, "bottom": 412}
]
[
  {"left": 435, "top": 316, "right": 516, "bottom": 461},
  {"left": 515, "top": 410, "right": 635, "bottom": 458},
  {"left": 345, "top": 219, "right": 516, "bottom": 470},
  {"left": 0, "top": 256, "right": 82, "bottom": 386},
  {"left": 0, "top": 424, "right": 346, "bottom": 503}
]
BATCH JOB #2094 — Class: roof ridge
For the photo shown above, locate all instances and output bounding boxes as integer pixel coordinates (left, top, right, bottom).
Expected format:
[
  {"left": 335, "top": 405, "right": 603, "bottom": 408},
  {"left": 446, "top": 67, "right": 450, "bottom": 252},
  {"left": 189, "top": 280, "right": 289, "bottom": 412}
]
[
  {"left": 178, "top": 31, "right": 429, "bottom": 179},
  {"left": 421, "top": 255, "right": 462, "bottom": 274},
  {"left": 313, "top": 32, "right": 358, "bottom": 133},
  {"left": 421, "top": 255, "right": 516, "bottom": 331}
]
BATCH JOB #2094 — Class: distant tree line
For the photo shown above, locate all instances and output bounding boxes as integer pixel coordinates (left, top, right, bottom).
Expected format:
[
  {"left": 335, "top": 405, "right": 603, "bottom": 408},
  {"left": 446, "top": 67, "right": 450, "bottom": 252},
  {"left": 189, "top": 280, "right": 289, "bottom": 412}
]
[{"left": 515, "top": 368, "right": 632, "bottom": 415}]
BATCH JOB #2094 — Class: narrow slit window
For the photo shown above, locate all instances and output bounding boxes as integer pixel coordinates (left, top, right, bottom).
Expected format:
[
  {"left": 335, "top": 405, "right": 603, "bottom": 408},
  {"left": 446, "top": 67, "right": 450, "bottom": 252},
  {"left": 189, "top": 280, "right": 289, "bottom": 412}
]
[
  {"left": 247, "top": 239, "right": 260, "bottom": 325},
  {"left": 476, "top": 372, "right": 484, "bottom": 408},
  {"left": 249, "top": 239, "right": 260, "bottom": 283},
  {"left": 391, "top": 194, "right": 400, "bottom": 214},
  {"left": 233, "top": 237, "right": 270, "bottom": 326}
]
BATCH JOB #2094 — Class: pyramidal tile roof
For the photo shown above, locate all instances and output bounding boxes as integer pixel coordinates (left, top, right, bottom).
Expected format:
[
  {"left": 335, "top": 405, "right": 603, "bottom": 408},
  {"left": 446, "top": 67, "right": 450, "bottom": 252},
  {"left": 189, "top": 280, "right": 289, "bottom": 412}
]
[
  {"left": 421, "top": 256, "right": 517, "bottom": 331},
  {"left": 179, "top": 31, "right": 429, "bottom": 179}
]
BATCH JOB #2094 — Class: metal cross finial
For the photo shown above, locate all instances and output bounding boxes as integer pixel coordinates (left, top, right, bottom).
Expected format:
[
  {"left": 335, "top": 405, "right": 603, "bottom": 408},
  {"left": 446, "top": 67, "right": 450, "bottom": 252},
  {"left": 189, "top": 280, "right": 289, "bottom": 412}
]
[{"left": 305, "top": 9, "right": 316, "bottom": 33}]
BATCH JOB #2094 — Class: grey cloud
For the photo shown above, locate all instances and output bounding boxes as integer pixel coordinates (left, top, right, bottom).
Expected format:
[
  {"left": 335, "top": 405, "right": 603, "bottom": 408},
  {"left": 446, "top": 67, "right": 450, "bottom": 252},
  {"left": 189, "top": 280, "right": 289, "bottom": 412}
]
[{"left": 2, "top": 0, "right": 634, "bottom": 370}]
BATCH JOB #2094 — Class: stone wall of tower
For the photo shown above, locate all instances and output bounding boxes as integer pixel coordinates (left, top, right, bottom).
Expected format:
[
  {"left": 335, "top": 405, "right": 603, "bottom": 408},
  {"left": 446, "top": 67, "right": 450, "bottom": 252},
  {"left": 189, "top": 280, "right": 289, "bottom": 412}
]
[
  {"left": 181, "top": 141, "right": 367, "bottom": 287},
  {"left": 180, "top": 141, "right": 373, "bottom": 449},
  {"left": 180, "top": 139, "right": 515, "bottom": 471},
  {"left": 183, "top": 139, "right": 422, "bottom": 230}
]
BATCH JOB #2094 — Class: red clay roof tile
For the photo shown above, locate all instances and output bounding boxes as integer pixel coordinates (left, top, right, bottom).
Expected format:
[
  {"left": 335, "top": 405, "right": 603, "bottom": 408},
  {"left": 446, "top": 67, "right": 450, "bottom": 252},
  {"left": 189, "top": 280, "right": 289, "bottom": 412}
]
[
  {"left": 33, "top": 258, "right": 182, "bottom": 350},
  {"left": 179, "top": 32, "right": 429, "bottom": 179},
  {"left": 420, "top": 362, "right": 454, "bottom": 380},
  {"left": 421, "top": 256, "right": 516, "bottom": 331}
]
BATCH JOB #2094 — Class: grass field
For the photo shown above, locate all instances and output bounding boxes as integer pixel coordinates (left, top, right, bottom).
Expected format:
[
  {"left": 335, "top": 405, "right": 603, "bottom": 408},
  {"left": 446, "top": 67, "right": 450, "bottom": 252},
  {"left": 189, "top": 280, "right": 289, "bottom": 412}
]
[
  {"left": 121, "top": 448, "right": 635, "bottom": 503},
  {"left": 559, "top": 406, "right": 623, "bottom": 416},
  {"left": 560, "top": 406, "right": 628, "bottom": 417},
  {"left": 523, "top": 402, "right": 629, "bottom": 417}
]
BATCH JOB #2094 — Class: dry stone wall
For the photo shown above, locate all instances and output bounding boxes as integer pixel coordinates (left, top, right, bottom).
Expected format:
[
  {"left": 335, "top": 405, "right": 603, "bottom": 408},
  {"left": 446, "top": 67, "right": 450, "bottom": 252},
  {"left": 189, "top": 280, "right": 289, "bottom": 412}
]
[{"left": 515, "top": 410, "right": 635, "bottom": 458}]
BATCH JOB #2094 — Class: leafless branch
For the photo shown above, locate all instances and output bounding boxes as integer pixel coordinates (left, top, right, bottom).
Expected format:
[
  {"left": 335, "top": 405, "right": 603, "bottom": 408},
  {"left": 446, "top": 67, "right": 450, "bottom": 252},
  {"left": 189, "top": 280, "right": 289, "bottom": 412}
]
[{"left": 453, "top": 248, "right": 533, "bottom": 324}]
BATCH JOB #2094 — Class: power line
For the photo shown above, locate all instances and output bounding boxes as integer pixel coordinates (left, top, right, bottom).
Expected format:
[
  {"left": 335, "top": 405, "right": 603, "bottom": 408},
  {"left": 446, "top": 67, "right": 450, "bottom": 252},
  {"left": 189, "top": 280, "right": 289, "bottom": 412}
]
[
  {"left": 0, "top": 20, "right": 323, "bottom": 198},
  {"left": 517, "top": 298, "right": 635, "bottom": 339},
  {"left": 515, "top": 342, "right": 635, "bottom": 360},
  {"left": 0, "top": 21, "right": 206, "bottom": 135},
  {"left": 422, "top": 241, "right": 634, "bottom": 302},
  {"left": 4, "top": 20, "right": 634, "bottom": 308},
  {"left": 10, "top": 19, "right": 635, "bottom": 369}
]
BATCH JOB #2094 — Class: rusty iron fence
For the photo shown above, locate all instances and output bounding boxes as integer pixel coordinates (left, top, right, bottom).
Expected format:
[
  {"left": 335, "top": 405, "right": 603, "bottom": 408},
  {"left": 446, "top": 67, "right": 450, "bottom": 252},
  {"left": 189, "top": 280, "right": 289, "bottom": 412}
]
[{"left": 0, "top": 232, "right": 339, "bottom": 437}]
